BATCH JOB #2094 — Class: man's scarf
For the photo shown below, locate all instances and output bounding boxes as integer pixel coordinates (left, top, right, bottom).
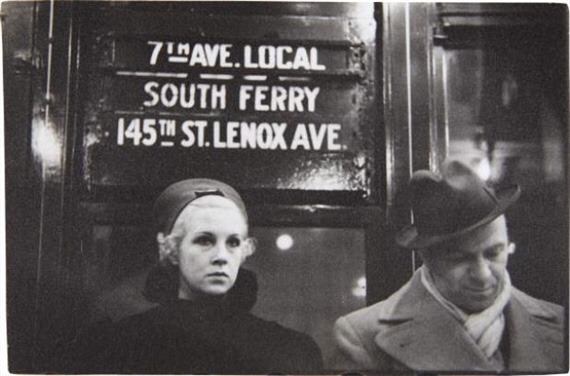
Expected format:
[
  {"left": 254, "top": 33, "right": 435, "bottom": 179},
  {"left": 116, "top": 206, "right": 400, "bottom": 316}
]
[{"left": 420, "top": 265, "right": 512, "bottom": 359}]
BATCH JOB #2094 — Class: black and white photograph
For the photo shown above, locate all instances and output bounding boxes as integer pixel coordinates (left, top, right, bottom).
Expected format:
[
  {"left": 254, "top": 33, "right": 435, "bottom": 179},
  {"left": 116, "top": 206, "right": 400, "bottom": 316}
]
[{"left": 3, "top": 1, "right": 568, "bottom": 374}]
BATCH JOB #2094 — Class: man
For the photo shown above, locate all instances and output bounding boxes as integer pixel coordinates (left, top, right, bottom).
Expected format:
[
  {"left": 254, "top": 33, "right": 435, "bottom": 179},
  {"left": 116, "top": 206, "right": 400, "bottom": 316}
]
[{"left": 332, "top": 160, "right": 565, "bottom": 373}]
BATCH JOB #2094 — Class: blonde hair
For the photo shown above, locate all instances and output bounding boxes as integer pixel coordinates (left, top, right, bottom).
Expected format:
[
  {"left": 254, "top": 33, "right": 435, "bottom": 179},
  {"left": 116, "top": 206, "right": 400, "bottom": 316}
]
[{"left": 156, "top": 195, "right": 250, "bottom": 265}]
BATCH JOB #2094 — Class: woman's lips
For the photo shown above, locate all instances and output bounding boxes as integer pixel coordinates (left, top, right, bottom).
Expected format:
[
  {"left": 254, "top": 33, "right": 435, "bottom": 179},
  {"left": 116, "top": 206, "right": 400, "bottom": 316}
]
[{"left": 207, "top": 272, "right": 229, "bottom": 278}]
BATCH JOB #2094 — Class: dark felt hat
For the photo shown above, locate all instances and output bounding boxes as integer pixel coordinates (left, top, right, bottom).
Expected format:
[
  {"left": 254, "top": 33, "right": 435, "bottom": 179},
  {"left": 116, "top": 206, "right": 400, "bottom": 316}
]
[
  {"left": 396, "top": 160, "right": 520, "bottom": 249},
  {"left": 153, "top": 178, "right": 247, "bottom": 234}
]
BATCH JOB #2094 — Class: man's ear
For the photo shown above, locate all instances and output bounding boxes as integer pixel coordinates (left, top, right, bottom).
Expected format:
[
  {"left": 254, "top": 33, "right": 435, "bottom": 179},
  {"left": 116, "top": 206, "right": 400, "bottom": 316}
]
[
  {"left": 157, "top": 232, "right": 179, "bottom": 265},
  {"left": 242, "top": 237, "right": 257, "bottom": 260},
  {"left": 507, "top": 242, "right": 516, "bottom": 254}
]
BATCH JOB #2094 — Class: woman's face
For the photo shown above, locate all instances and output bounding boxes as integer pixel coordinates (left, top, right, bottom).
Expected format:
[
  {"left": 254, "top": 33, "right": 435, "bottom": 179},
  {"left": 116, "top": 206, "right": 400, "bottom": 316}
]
[{"left": 171, "top": 196, "right": 251, "bottom": 300}]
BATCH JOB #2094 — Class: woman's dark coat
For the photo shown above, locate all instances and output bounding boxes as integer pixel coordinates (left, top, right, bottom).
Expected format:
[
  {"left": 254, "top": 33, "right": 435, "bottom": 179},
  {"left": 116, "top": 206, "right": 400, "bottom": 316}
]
[{"left": 73, "top": 267, "right": 323, "bottom": 374}]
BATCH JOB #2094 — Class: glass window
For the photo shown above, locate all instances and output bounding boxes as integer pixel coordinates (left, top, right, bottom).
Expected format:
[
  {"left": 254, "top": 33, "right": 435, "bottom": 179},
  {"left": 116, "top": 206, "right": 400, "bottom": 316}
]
[
  {"left": 442, "top": 30, "right": 567, "bottom": 304},
  {"left": 247, "top": 227, "right": 366, "bottom": 362},
  {"left": 83, "top": 224, "right": 366, "bottom": 362}
]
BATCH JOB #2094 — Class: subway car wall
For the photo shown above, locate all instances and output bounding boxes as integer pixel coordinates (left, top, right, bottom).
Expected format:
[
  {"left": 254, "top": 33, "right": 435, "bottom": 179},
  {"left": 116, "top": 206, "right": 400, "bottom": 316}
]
[{"left": 3, "top": 2, "right": 568, "bottom": 373}]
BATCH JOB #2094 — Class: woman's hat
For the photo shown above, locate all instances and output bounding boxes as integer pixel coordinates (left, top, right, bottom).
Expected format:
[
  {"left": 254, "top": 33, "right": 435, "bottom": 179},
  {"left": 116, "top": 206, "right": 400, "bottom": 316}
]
[
  {"left": 153, "top": 178, "right": 247, "bottom": 234},
  {"left": 395, "top": 160, "right": 520, "bottom": 249}
]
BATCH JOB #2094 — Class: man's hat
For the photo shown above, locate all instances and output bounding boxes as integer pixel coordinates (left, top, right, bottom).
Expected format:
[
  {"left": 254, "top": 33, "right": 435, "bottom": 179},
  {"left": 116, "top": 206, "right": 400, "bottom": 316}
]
[
  {"left": 153, "top": 178, "right": 247, "bottom": 234},
  {"left": 396, "top": 160, "right": 520, "bottom": 249}
]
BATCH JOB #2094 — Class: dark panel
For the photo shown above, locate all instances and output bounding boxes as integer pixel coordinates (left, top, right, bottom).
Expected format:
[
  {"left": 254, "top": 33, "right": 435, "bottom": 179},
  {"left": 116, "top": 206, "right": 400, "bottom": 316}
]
[
  {"left": 3, "top": 2, "right": 40, "bottom": 372},
  {"left": 77, "top": 2, "right": 378, "bottom": 203}
]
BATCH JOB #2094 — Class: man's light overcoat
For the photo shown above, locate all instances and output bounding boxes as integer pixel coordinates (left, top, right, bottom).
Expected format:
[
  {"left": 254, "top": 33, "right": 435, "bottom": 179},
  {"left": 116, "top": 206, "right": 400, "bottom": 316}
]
[{"left": 333, "top": 270, "right": 565, "bottom": 373}]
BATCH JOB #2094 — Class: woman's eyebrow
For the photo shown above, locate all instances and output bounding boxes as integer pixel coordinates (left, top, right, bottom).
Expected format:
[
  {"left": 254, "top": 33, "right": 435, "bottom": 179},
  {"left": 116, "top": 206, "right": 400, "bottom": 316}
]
[
  {"left": 228, "top": 233, "right": 246, "bottom": 238},
  {"left": 193, "top": 231, "right": 214, "bottom": 237}
]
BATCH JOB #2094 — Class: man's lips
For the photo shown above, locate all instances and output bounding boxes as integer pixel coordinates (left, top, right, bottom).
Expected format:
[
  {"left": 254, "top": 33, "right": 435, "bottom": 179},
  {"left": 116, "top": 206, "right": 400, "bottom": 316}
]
[{"left": 465, "top": 286, "right": 495, "bottom": 295}]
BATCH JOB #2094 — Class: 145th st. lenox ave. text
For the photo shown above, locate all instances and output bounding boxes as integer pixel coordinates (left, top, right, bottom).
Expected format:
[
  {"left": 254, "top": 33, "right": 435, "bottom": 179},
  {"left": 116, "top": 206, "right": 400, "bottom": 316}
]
[{"left": 116, "top": 118, "right": 344, "bottom": 151}]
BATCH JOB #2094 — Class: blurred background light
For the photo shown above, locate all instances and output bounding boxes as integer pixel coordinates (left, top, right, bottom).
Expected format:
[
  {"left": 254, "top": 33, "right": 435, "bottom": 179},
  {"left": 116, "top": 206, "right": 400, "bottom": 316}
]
[
  {"left": 351, "top": 276, "right": 366, "bottom": 298},
  {"left": 475, "top": 157, "right": 491, "bottom": 181},
  {"left": 275, "top": 233, "right": 294, "bottom": 251},
  {"left": 32, "top": 117, "right": 62, "bottom": 167}
]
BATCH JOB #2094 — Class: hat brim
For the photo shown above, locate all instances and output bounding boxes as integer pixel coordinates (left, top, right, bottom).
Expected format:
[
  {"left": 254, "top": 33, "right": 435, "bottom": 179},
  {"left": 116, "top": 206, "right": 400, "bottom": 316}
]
[{"left": 396, "top": 184, "right": 521, "bottom": 249}]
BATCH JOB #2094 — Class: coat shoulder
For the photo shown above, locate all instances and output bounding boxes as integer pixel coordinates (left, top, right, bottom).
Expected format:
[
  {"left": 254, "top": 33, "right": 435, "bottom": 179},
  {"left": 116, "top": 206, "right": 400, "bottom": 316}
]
[
  {"left": 511, "top": 288, "right": 564, "bottom": 325},
  {"left": 331, "top": 276, "right": 425, "bottom": 372},
  {"left": 335, "top": 275, "right": 424, "bottom": 338}
]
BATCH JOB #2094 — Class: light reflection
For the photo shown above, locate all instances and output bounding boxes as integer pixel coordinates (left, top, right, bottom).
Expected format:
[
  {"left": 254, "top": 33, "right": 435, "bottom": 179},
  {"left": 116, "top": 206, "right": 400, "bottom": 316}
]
[
  {"left": 475, "top": 157, "right": 491, "bottom": 181},
  {"left": 351, "top": 276, "right": 366, "bottom": 298},
  {"left": 32, "top": 117, "right": 62, "bottom": 168},
  {"left": 276, "top": 234, "right": 294, "bottom": 251}
]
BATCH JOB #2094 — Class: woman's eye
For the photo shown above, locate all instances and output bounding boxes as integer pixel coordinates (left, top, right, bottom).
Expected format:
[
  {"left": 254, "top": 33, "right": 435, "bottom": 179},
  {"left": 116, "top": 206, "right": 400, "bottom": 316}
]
[
  {"left": 194, "top": 236, "right": 213, "bottom": 246},
  {"left": 227, "top": 237, "right": 241, "bottom": 247}
]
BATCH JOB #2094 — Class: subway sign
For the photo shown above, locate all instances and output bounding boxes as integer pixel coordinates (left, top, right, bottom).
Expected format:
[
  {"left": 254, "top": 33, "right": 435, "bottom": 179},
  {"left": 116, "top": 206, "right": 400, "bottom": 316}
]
[{"left": 81, "top": 4, "right": 377, "bottom": 198}]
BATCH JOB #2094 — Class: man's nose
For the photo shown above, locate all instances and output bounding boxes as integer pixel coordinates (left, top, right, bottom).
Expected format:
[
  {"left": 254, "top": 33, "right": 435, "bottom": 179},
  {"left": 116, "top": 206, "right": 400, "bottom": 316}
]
[
  {"left": 469, "top": 256, "right": 493, "bottom": 283},
  {"left": 212, "top": 242, "right": 229, "bottom": 265}
]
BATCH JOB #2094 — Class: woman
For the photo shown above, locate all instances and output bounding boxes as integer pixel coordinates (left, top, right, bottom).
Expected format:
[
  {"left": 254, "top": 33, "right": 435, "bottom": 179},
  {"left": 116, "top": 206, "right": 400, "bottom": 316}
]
[{"left": 76, "top": 179, "right": 323, "bottom": 374}]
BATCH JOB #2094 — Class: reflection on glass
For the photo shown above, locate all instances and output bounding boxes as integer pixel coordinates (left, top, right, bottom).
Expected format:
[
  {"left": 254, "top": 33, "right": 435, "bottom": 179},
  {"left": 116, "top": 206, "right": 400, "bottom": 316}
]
[
  {"left": 246, "top": 227, "right": 366, "bottom": 363},
  {"left": 352, "top": 276, "right": 366, "bottom": 298},
  {"left": 32, "top": 115, "right": 63, "bottom": 179},
  {"left": 442, "top": 32, "right": 567, "bottom": 305},
  {"left": 275, "top": 233, "right": 294, "bottom": 251}
]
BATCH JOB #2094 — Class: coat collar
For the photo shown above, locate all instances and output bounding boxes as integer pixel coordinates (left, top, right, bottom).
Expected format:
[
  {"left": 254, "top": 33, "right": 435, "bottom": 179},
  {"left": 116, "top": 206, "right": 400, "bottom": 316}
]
[
  {"left": 373, "top": 271, "right": 563, "bottom": 372},
  {"left": 506, "top": 291, "right": 565, "bottom": 372},
  {"left": 373, "top": 271, "right": 500, "bottom": 372}
]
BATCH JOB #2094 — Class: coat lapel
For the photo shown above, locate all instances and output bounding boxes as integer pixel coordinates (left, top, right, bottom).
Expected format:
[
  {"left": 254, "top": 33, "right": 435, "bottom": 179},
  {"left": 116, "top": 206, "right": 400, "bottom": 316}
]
[
  {"left": 506, "top": 292, "right": 565, "bottom": 373},
  {"left": 373, "top": 273, "right": 501, "bottom": 372}
]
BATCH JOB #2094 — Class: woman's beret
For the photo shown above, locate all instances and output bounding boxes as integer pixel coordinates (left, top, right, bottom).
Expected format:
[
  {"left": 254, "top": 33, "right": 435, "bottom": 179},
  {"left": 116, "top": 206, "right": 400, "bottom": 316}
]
[{"left": 153, "top": 178, "right": 247, "bottom": 234}]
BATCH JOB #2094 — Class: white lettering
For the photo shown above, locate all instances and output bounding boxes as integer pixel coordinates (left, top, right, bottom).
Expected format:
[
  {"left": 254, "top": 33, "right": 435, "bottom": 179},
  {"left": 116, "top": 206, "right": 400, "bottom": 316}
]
[
  {"left": 276, "top": 46, "right": 293, "bottom": 69},
  {"left": 327, "top": 124, "right": 342, "bottom": 150},
  {"left": 180, "top": 120, "right": 207, "bottom": 147},
  {"left": 243, "top": 45, "right": 258, "bottom": 68},
  {"left": 181, "top": 120, "right": 196, "bottom": 147},
  {"left": 189, "top": 44, "right": 208, "bottom": 67},
  {"left": 239, "top": 85, "right": 254, "bottom": 110},
  {"left": 143, "top": 82, "right": 160, "bottom": 107},
  {"left": 304, "top": 87, "right": 319, "bottom": 112},
  {"left": 142, "top": 119, "right": 157, "bottom": 146},
  {"left": 308, "top": 123, "right": 327, "bottom": 150},
  {"left": 240, "top": 122, "right": 257, "bottom": 149},
  {"left": 291, "top": 124, "right": 310, "bottom": 150},
  {"left": 241, "top": 45, "right": 326, "bottom": 71},
  {"left": 270, "top": 123, "right": 288, "bottom": 150},
  {"left": 292, "top": 47, "right": 311, "bottom": 70},
  {"left": 147, "top": 41, "right": 163, "bottom": 65},
  {"left": 258, "top": 46, "right": 275, "bottom": 69},
  {"left": 226, "top": 122, "right": 240, "bottom": 149},
  {"left": 219, "top": 44, "right": 233, "bottom": 68},
  {"left": 213, "top": 121, "right": 226, "bottom": 148},
  {"left": 177, "top": 43, "right": 190, "bottom": 55},
  {"left": 272, "top": 86, "right": 287, "bottom": 111},
  {"left": 254, "top": 86, "right": 269, "bottom": 111},
  {"left": 144, "top": 82, "right": 226, "bottom": 110},
  {"left": 256, "top": 123, "right": 272, "bottom": 149},
  {"left": 179, "top": 84, "right": 196, "bottom": 108},
  {"left": 310, "top": 47, "right": 326, "bottom": 70},
  {"left": 238, "top": 85, "right": 320, "bottom": 113},
  {"left": 161, "top": 83, "right": 178, "bottom": 107},
  {"left": 288, "top": 87, "right": 305, "bottom": 112}
]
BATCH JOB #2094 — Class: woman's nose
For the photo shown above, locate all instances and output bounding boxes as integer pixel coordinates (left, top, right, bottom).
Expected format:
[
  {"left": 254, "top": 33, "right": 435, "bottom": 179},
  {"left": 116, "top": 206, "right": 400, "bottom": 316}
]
[{"left": 212, "top": 243, "right": 229, "bottom": 265}]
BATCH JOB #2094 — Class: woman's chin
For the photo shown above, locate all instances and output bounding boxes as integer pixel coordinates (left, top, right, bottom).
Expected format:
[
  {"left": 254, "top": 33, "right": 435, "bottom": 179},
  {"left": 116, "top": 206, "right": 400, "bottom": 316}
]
[{"left": 202, "top": 283, "right": 232, "bottom": 296}]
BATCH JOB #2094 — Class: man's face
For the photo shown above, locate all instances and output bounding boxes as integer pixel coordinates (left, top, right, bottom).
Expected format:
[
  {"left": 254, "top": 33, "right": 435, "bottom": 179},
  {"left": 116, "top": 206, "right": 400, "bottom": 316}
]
[
  {"left": 423, "top": 215, "right": 513, "bottom": 313},
  {"left": 174, "top": 196, "right": 251, "bottom": 300}
]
